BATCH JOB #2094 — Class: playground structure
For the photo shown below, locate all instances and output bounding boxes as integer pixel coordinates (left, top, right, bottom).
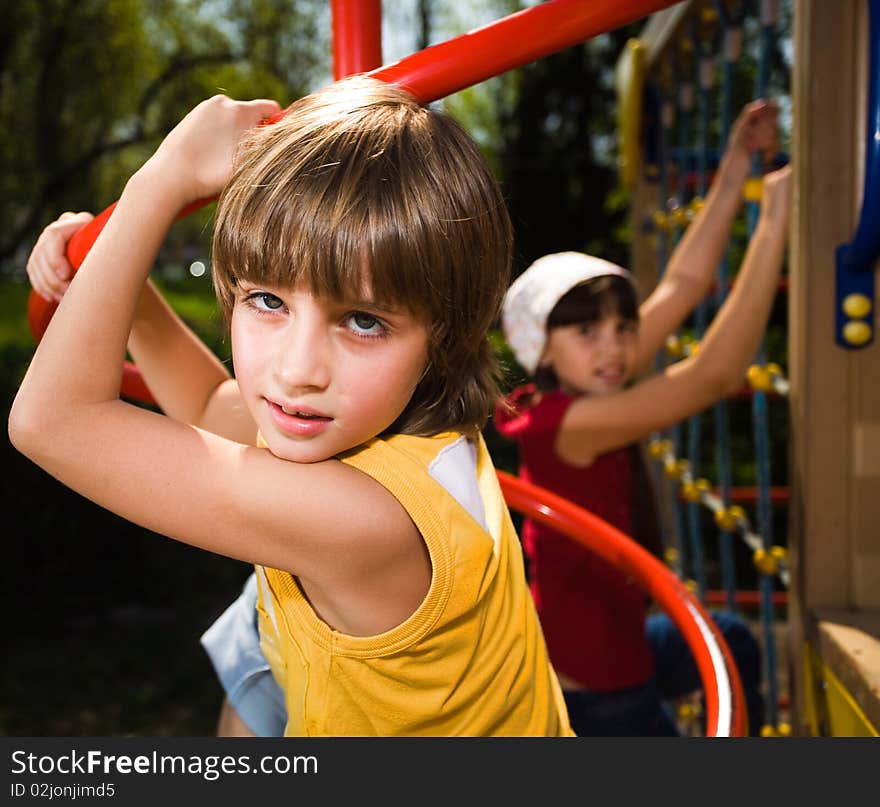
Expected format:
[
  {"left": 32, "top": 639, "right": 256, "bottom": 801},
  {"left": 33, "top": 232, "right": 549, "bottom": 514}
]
[
  {"left": 24, "top": 0, "right": 880, "bottom": 736},
  {"left": 619, "top": 0, "right": 880, "bottom": 736}
]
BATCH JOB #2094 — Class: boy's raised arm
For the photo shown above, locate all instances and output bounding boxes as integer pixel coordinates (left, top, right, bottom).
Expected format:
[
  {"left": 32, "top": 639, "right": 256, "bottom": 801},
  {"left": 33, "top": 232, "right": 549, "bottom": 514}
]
[{"left": 24, "top": 211, "right": 255, "bottom": 444}]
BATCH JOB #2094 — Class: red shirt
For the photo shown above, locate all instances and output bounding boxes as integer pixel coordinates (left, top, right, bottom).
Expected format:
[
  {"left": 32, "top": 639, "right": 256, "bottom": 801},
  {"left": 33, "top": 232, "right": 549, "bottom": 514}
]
[{"left": 494, "top": 384, "right": 654, "bottom": 691}]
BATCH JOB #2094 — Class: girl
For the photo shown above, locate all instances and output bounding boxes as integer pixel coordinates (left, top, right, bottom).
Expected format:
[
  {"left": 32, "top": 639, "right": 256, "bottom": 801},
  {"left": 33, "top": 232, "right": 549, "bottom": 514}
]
[
  {"left": 10, "top": 76, "right": 574, "bottom": 737},
  {"left": 494, "top": 100, "right": 790, "bottom": 736}
]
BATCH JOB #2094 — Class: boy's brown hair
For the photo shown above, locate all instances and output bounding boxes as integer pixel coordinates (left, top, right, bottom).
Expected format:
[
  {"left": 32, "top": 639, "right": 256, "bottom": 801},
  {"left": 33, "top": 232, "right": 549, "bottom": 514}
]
[{"left": 212, "top": 75, "right": 512, "bottom": 436}]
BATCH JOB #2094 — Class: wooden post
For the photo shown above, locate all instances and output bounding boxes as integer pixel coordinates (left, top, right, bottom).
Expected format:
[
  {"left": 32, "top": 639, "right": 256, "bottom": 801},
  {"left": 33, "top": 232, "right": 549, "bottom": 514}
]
[{"left": 789, "top": 0, "right": 880, "bottom": 736}]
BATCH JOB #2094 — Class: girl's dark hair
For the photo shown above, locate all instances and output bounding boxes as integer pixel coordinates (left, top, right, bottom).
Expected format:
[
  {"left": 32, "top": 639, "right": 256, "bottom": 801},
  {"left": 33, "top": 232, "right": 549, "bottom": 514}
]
[{"left": 534, "top": 274, "right": 639, "bottom": 392}]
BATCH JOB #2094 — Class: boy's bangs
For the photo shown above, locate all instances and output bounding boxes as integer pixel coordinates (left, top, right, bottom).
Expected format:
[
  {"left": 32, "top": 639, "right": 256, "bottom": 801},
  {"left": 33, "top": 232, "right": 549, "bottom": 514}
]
[{"left": 216, "top": 144, "right": 437, "bottom": 318}]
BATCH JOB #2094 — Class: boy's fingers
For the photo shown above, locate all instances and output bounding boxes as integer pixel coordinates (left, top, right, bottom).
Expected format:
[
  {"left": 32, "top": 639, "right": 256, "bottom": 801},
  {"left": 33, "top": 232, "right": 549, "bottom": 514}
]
[
  {"left": 48, "top": 214, "right": 94, "bottom": 278},
  {"left": 246, "top": 98, "right": 283, "bottom": 119},
  {"left": 25, "top": 211, "right": 93, "bottom": 301},
  {"left": 26, "top": 254, "right": 61, "bottom": 302},
  {"left": 54, "top": 212, "right": 94, "bottom": 236}
]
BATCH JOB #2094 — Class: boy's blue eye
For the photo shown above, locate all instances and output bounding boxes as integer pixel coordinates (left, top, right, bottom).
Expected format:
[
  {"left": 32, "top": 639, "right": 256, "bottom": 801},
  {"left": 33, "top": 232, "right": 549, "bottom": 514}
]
[
  {"left": 250, "top": 292, "right": 284, "bottom": 311},
  {"left": 348, "top": 312, "right": 385, "bottom": 336}
]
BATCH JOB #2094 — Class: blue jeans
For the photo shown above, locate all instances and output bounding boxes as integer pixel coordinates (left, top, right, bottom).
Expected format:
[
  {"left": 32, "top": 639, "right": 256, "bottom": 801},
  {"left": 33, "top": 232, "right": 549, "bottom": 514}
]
[{"left": 563, "top": 611, "right": 764, "bottom": 737}]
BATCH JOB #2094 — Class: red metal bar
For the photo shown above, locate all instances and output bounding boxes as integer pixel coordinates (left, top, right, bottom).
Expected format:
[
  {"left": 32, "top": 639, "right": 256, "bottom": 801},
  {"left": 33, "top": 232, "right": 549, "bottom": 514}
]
[
  {"left": 727, "top": 486, "right": 789, "bottom": 504},
  {"left": 729, "top": 385, "right": 784, "bottom": 400},
  {"left": 676, "top": 486, "right": 790, "bottom": 504},
  {"left": 703, "top": 590, "right": 788, "bottom": 607},
  {"left": 498, "top": 470, "right": 748, "bottom": 737},
  {"left": 369, "top": 0, "right": 681, "bottom": 104},
  {"left": 332, "top": 0, "right": 382, "bottom": 80}
]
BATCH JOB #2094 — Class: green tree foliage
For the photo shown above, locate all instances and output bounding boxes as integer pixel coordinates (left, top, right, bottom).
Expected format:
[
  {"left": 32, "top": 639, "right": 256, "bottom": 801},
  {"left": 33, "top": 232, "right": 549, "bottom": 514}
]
[
  {"left": 0, "top": 0, "right": 328, "bottom": 270},
  {"left": 497, "top": 28, "right": 641, "bottom": 279}
]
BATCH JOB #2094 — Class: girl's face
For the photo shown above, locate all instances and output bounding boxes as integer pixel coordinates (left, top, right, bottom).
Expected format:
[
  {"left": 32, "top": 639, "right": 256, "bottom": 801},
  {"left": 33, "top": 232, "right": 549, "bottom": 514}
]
[
  {"left": 540, "top": 314, "right": 638, "bottom": 397},
  {"left": 231, "top": 281, "right": 429, "bottom": 463}
]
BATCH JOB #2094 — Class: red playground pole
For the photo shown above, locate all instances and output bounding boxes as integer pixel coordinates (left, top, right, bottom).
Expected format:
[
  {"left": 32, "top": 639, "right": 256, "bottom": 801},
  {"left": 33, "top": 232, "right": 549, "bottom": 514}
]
[{"left": 332, "top": 0, "right": 383, "bottom": 79}]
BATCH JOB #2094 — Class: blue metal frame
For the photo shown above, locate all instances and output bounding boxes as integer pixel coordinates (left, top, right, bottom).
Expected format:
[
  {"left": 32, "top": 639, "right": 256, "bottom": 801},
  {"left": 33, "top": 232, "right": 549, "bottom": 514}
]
[{"left": 835, "top": 0, "right": 880, "bottom": 349}]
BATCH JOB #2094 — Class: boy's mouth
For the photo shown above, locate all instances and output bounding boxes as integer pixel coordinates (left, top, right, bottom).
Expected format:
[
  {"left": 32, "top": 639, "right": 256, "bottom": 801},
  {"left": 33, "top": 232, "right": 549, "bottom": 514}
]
[
  {"left": 280, "top": 406, "right": 329, "bottom": 420},
  {"left": 270, "top": 401, "right": 332, "bottom": 421}
]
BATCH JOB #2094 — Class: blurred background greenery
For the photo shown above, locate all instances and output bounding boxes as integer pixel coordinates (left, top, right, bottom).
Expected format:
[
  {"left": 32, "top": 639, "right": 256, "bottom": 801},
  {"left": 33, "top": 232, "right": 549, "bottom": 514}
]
[{"left": 1, "top": 0, "right": 790, "bottom": 736}]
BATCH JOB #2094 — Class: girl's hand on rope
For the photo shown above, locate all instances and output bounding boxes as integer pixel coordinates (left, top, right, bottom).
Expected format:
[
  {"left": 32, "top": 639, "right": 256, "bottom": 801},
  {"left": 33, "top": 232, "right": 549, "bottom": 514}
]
[
  {"left": 138, "top": 95, "right": 282, "bottom": 209},
  {"left": 757, "top": 164, "right": 792, "bottom": 229},
  {"left": 25, "top": 211, "right": 94, "bottom": 303},
  {"left": 723, "top": 99, "right": 780, "bottom": 180}
]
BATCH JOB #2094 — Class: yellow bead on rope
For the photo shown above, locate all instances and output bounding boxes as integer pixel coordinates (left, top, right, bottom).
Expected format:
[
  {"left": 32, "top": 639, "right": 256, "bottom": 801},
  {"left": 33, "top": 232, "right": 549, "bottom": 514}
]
[
  {"left": 672, "top": 205, "right": 691, "bottom": 228},
  {"left": 753, "top": 545, "right": 787, "bottom": 576},
  {"left": 677, "top": 701, "right": 699, "bottom": 722},
  {"left": 665, "top": 458, "right": 690, "bottom": 480},
  {"left": 648, "top": 439, "right": 669, "bottom": 459},
  {"left": 743, "top": 176, "right": 763, "bottom": 203},
  {"left": 666, "top": 334, "right": 683, "bottom": 358},
  {"left": 747, "top": 364, "right": 773, "bottom": 392},
  {"left": 681, "top": 481, "right": 700, "bottom": 502},
  {"left": 664, "top": 547, "right": 680, "bottom": 566},
  {"left": 652, "top": 209, "right": 672, "bottom": 232},
  {"left": 684, "top": 339, "right": 700, "bottom": 357},
  {"left": 759, "top": 723, "right": 792, "bottom": 738},
  {"left": 682, "top": 478, "right": 710, "bottom": 503},
  {"left": 714, "top": 505, "right": 745, "bottom": 532}
]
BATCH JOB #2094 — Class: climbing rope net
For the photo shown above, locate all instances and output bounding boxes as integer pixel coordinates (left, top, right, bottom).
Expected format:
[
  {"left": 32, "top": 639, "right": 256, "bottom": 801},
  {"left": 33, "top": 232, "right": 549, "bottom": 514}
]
[{"left": 635, "top": 0, "right": 792, "bottom": 736}]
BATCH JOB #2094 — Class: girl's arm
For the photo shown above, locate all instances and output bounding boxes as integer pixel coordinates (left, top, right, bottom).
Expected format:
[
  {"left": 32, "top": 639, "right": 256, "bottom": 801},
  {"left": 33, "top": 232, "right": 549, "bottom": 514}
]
[
  {"left": 26, "top": 212, "right": 255, "bottom": 444},
  {"left": 634, "top": 100, "right": 780, "bottom": 371},
  {"left": 557, "top": 164, "right": 790, "bottom": 465},
  {"left": 9, "top": 97, "right": 428, "bottom": 635}
]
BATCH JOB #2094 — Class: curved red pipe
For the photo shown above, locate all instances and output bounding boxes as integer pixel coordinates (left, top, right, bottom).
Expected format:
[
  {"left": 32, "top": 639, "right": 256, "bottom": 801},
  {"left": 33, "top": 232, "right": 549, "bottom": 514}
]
[{"left": 498, "top": 471, "right": 748, "bottom": 737}]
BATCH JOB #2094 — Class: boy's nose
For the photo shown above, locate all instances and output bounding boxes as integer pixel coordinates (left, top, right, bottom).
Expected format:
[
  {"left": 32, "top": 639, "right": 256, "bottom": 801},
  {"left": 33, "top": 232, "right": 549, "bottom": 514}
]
[{"left": 273, "top": 320, "right": 331, "bottom": 392}]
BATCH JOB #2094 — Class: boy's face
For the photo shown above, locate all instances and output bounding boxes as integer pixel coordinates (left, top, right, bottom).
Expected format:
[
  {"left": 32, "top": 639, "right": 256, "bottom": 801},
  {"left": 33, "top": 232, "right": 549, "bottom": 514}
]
[
  {"left": 539, "top": 313, "right": 638, "bottom": 397},
  {"left": 231, "top": 281, "right": 429, "bottom": 463}
]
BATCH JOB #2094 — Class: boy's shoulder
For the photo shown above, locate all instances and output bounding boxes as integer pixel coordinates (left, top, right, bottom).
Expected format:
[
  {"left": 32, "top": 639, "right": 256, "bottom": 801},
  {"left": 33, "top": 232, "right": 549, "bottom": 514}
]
[
  {"left": 339, "top": 431, "right": 493, "bottom": 533},
  {"left": 340, "top": 430, "right": 468, "bottom": 467}
]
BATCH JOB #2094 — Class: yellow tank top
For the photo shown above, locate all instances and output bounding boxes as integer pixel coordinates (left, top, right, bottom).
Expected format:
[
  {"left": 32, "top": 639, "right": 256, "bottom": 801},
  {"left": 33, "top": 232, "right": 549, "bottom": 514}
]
[{"left": 254, "top": 431, "right": 573, "bottom": 736}]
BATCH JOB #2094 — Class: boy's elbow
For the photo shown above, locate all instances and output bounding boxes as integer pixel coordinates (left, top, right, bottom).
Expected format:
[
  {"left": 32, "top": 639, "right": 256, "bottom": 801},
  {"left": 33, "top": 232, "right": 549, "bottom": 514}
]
[{"left": 8, "top": 393, "right": 49, "bottom": 461}]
